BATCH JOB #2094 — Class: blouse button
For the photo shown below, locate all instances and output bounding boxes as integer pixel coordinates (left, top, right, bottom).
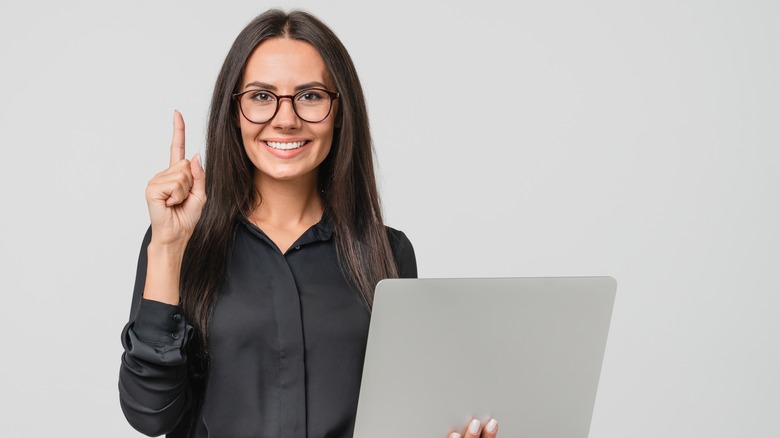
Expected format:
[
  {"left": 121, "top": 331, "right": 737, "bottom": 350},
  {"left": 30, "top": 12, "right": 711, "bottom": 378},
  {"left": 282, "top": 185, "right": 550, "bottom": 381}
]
[
  {"left": 294, "top": 245, "right": 301, "bottom": 250},
  {"left": 171, "top": 314, "right": 182, "bottom": 321},
  {"left": 171, "top": 333, "right": 181, "bottom": 340}
]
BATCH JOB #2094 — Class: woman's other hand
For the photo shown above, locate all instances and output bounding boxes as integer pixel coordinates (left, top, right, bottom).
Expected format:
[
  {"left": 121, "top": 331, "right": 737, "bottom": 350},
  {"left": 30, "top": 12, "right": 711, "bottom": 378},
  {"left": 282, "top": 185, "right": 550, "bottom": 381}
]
[
  {"left": 142, "top": 110, "right": 206, "bottom": 305},
  {"left": 449, "top": 418, "right": 498, "bottom": 438},
  {"left": 145, "top": 110, "right": 207, "bottom": 247}
]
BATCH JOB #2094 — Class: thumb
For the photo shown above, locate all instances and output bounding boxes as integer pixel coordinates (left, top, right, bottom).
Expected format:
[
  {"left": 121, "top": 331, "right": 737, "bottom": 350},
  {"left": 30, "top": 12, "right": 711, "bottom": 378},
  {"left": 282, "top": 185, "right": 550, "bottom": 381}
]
[{"left": 190, "top": 153, "right": 207, "bottom": 197}]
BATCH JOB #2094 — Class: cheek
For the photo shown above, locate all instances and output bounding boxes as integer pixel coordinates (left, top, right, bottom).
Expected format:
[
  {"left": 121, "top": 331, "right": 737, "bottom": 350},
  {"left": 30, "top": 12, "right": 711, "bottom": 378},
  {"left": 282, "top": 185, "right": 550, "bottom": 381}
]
[
  {"left": 239, "top": 120, "right": 262, "bottom": 144},
  {"left": 317, "top": 114, "right": 338, "bottom": 153},
  {"left": 318, "top": 128, "right": 336, "bottom": 157}
]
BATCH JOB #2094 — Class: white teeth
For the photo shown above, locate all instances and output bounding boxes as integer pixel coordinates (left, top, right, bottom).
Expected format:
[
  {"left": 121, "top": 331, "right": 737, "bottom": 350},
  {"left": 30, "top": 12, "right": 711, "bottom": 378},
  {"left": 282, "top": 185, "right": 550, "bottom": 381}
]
[{"left": 266, "top": 141, "right": 306, "bottom": 150}]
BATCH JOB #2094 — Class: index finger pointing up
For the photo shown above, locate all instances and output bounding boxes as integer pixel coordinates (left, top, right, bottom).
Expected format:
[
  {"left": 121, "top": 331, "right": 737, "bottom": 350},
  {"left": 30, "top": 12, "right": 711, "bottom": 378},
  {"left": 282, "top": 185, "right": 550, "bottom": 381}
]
[{"left": 170, "top": 110, "right": 186, "bottom": 166}]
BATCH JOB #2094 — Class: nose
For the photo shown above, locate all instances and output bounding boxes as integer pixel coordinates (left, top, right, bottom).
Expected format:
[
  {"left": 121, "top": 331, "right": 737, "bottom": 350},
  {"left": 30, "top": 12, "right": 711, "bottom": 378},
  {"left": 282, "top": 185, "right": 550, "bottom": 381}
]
[{"left": 270, "top": 97, "right": 301, "bottom": 129}]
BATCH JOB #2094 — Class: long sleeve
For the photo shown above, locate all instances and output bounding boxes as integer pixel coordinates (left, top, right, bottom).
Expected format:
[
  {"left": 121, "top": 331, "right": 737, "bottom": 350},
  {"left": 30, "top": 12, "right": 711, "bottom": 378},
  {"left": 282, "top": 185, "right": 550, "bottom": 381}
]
[{"left": 118, "top": 227, "right": 194, "bottom": 437}]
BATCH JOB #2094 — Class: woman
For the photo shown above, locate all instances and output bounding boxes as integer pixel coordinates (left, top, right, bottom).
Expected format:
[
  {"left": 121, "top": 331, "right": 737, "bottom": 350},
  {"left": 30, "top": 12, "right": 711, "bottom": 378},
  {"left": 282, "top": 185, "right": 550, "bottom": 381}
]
[{"left": 119, "top": 9, "right": 497, "bottom": 438}]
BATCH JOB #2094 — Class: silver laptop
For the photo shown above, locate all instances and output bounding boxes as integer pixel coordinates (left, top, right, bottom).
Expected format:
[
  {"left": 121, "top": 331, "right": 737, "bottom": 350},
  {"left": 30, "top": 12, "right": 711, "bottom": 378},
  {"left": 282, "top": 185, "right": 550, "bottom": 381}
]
[{"left": 353, "top": 277, "right": 617, "bottom": 438}]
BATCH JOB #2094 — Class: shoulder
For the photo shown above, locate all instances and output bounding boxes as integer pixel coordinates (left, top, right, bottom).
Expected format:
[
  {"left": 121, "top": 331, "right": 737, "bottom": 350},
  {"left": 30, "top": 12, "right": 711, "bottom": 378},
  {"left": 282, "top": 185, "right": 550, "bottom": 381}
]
[
  {"left": 385, "top": 226, "right": 412, "bottom": 252},
  {"left": 385, "top": 226, "right": 417, "bottom": 279}
]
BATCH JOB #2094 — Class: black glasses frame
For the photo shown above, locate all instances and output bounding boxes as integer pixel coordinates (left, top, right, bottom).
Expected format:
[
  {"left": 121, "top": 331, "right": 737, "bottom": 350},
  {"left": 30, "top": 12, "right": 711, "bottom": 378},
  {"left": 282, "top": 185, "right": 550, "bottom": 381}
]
[{"left": 232, "top": 88, "right": 340, "bottom": 124}]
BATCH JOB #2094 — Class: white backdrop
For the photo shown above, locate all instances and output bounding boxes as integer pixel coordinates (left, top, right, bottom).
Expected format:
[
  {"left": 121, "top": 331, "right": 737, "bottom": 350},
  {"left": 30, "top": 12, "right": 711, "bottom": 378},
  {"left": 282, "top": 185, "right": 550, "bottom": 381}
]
[{"left": 0, "top": 0, "right": 777, "bottom": 437}]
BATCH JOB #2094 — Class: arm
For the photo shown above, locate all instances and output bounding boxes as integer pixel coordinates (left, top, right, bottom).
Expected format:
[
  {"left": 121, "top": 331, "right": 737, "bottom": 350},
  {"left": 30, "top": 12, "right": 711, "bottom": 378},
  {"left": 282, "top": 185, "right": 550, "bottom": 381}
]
[
  {"left": 119, "top": 112, "right": 206, "bottom": 436},
  {"left": 118, "top": 227, "right": 194, "bottom": 437}
]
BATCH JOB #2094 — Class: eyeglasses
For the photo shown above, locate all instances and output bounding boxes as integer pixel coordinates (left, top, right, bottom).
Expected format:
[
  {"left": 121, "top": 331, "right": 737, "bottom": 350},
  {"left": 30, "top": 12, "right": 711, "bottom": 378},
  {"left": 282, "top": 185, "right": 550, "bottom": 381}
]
[{"left": 232, "top": 88, "right": 340, "bottom": 124}]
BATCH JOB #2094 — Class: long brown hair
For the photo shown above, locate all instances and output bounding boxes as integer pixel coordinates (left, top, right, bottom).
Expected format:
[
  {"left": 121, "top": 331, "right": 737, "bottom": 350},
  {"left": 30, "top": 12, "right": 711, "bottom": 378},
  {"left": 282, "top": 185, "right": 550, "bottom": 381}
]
[{"left": 178, "top": 6, "right": 398, "bottom": 400}]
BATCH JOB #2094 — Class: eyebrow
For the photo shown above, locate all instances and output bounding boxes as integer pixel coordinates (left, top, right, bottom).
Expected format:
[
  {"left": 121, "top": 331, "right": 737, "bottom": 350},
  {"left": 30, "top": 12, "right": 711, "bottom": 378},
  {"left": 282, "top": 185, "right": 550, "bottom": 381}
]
[{"left": 244, "top": 81, "right": 330, "bottom": 92}]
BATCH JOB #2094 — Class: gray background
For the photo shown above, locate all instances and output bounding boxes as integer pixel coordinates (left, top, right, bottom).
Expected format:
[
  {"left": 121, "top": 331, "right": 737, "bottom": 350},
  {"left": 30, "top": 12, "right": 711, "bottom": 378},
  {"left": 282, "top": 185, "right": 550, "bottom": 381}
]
[{"left": 0, "top": 0, "right": 777, "bottom": 436}]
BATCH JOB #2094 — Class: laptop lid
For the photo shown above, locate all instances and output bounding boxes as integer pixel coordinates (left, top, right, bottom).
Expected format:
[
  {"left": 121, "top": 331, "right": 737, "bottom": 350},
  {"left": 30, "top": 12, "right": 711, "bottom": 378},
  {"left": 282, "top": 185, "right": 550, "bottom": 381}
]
[{"left": 353, "top": 277, "right": 617, "bottom": 438}]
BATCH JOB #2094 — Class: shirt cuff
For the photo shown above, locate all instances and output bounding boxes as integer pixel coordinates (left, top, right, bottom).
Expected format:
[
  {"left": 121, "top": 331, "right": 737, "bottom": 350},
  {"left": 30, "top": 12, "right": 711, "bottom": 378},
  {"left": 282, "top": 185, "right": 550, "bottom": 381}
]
[{"left": 131, "top": 298, "right": 187, "bottom": 345}]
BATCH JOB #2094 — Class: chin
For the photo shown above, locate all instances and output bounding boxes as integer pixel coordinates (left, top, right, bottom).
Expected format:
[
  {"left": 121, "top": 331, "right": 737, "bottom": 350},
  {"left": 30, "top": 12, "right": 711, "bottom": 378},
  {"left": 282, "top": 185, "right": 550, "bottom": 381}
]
[{"left": 257, "top": 165, "right": 319, "bottom": 183}]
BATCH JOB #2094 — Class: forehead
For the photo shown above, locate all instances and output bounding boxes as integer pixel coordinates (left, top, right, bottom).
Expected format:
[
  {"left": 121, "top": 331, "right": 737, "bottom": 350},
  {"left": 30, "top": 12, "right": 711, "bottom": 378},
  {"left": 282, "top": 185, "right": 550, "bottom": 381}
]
[{"left": 241, "top": 37, "right": 330, "bottom": 89}]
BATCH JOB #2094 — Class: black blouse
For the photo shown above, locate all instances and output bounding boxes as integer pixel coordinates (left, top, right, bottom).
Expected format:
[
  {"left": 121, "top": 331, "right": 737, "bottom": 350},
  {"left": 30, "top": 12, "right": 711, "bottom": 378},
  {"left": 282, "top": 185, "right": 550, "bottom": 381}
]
[{"left": 119, "top": 215, "right": 417, "bottom": 437}]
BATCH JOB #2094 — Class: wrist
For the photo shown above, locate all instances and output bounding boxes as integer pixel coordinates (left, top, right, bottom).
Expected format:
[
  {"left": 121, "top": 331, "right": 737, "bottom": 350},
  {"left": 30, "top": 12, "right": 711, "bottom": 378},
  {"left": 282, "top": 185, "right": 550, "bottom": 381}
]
[
  {"left": 147, "top": 240, "right": 188, "bottom": 258},
  {"left": 144, "top": 241, "right": 187, "bottom": 306}
]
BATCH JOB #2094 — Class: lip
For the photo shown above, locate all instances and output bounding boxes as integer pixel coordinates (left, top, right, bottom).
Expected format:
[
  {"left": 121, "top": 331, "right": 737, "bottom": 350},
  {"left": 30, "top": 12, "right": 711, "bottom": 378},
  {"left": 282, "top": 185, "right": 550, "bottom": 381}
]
[{"left": 261, "top": 139, "right": 311, "bottom": 159}]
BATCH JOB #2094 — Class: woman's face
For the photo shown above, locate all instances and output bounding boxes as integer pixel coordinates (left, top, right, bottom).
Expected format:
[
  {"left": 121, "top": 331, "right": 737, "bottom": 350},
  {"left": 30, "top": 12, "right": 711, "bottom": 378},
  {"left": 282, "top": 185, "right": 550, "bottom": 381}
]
[{"left": 237, "top": 37, "right": 337, "bottom": 186}]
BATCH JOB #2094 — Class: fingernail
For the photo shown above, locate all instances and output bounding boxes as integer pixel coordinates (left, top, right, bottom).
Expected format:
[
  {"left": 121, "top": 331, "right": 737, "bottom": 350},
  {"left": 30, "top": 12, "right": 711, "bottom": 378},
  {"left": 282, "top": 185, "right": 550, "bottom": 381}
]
[
  {"left": 469, "top": 419, "right": 481, "bottom": 434},
  {"left": 194, "top": 153, "right": 202, "bottom": 169},
  {"left": 450, "top": 434, "right": 461, "bottom": 438},
  {"left": 486, "top": 418, "right": 497, "bottom": 432}
]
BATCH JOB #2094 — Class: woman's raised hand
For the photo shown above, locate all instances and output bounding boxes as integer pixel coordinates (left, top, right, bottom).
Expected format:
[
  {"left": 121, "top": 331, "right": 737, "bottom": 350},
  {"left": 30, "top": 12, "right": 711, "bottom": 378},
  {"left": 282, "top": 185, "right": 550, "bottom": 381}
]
[
  {"left": 142, "top": 111, "right": 206, "bottom": 305},
  {"left": 449, "top": 418, "right": 498, "bottom": 438},
  {"left": 145, "top": 110, "right": 207, "bottom": 248}
]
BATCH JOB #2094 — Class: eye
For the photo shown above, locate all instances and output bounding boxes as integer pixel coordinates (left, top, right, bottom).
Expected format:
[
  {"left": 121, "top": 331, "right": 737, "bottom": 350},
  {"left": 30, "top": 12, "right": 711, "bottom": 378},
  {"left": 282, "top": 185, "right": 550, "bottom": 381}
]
[
  {"left": 297, "top": 89, "right": 326, "bottom": 102},
  {"left": 248, "top": 90, "right": 275, "bottom": 102}
]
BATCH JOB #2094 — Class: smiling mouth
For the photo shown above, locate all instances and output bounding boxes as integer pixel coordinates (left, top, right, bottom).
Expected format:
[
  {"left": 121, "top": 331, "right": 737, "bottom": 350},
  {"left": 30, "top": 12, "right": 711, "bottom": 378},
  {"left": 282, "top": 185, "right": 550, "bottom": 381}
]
[{"left": 265, "top": 141, "right": 308, "bottom": 150}]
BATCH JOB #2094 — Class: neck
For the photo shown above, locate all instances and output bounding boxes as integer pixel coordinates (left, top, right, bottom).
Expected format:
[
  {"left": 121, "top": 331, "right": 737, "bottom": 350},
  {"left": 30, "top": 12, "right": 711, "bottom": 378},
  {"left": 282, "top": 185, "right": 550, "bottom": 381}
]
[{"left": 250, "top": 171, "right": 323, "bottom": 229}]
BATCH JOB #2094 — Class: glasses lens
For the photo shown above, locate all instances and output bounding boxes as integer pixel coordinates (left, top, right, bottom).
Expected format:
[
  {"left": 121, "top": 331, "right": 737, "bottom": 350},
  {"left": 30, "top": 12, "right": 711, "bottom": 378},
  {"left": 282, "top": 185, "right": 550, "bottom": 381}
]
[
  {"left": 294, "top": 89, "right": 332, "bottom": 122},
  {"left": 241, "top": 91, "right": 278, "bottom": 124}
]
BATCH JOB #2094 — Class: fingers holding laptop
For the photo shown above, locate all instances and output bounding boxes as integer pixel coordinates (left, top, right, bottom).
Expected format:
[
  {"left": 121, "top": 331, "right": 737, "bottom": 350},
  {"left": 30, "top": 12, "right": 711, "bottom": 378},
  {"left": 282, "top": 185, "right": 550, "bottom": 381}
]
[{"left": 449, "top": 418, "right": 498, "bottom": 438}]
